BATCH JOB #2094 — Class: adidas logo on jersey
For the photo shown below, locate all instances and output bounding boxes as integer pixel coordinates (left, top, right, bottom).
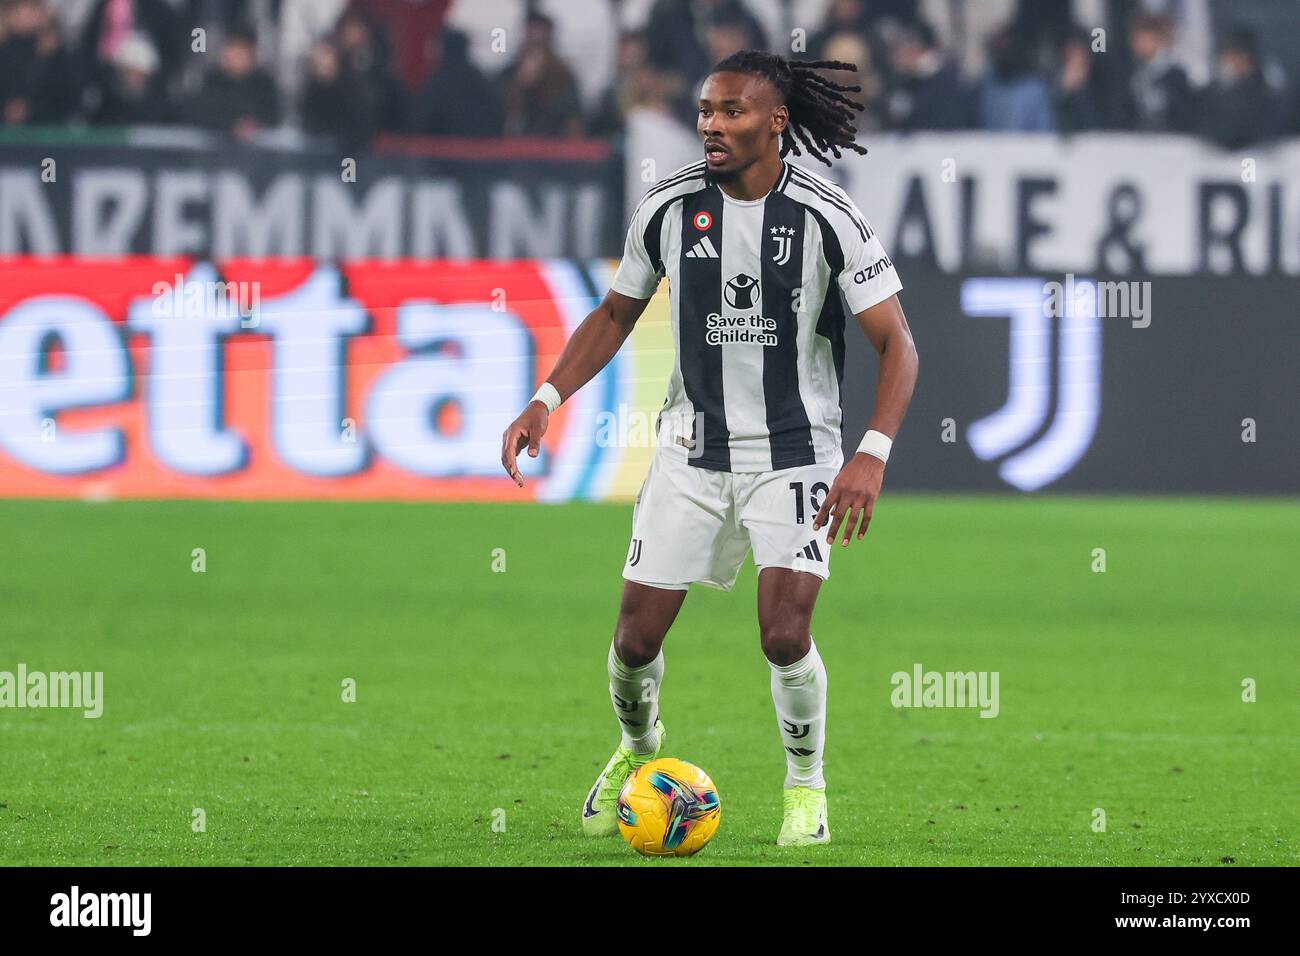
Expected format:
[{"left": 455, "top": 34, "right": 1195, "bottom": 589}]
[{"left": 685, "top": 236, "right": 719, "bottom": 258}]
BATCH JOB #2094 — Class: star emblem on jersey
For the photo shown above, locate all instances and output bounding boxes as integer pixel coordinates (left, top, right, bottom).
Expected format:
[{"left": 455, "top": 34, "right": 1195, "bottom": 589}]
[
  {"left": 685, "top": 235, "right": 719, "bottom": 259},
  {"left": 723, "top": 273, "right": 760, "bottom": 309},
  {"left": 692, "top": 211, "right": 713, "bottom": 231}
]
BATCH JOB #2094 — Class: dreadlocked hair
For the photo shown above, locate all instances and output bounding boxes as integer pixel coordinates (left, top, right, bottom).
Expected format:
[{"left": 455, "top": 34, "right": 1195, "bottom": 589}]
[{"left": 709, "top": 50, "right": 869, "bottom": 167}]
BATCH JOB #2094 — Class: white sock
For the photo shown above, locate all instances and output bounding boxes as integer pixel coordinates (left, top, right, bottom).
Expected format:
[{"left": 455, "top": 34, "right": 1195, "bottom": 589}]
[
  {"left": 608, "top": 643, "right": 663, "bottom": 754},
  {"left": 769, "top": 638, "right": 827, "bottom": 789}
]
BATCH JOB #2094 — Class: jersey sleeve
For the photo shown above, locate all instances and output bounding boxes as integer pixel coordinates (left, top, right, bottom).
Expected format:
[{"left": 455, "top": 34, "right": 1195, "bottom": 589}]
[
  {"left": 610, "top": 201, "right": 663, "bottom": 300},
  {"left": 836, "top": 204, "right": 902, "bottom": 314}
]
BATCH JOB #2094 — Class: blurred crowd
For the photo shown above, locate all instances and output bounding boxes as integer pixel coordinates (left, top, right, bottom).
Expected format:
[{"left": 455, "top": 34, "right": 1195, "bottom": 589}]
[{"left": 1, "top": 0, "right": 1297, "bottom": 150}]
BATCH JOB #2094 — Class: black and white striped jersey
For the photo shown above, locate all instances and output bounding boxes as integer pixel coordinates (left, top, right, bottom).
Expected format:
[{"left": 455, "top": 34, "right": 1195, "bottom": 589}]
[{"left": 611, "top": 158, "right": 902, "bottom": 473}]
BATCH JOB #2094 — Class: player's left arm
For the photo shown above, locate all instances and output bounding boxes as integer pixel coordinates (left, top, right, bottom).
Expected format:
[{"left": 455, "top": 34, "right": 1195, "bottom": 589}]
[{"left": 813, "top": 293, "right": 918, "bottom": 547}]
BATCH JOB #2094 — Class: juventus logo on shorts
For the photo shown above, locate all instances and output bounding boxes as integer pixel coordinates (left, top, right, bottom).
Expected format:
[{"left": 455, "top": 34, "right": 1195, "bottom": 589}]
[
  {"left": 769, "top": 225, "right": 795, "bottom": 265},
  {"left": 627, "top": 538, "right": 643, "bottom": 567}
]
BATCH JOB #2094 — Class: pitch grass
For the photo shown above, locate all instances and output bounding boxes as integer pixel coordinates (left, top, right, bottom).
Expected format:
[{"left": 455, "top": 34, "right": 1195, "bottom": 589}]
[{"left": 0, "top": 496, "right": 1295, "bottom": 867}]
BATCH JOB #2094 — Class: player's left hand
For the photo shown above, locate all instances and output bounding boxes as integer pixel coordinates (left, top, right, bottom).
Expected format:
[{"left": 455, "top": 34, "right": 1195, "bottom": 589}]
[{"left": 813, "top": 452, "right": 885, "bottom": 547}]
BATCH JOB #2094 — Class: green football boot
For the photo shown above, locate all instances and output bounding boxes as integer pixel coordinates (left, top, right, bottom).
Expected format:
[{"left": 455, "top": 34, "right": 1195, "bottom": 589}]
[
  {"left": 580, "top": 720, "right": 666, "bottom": 836},
  {"left": 777, "top": 786, "right": 830, "bottom": 846}
]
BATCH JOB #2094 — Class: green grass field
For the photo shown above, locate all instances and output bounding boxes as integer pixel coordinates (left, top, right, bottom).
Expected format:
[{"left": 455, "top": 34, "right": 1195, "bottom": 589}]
[{"left": 0, "top": 496, "right": 1295, "bottom": 866}]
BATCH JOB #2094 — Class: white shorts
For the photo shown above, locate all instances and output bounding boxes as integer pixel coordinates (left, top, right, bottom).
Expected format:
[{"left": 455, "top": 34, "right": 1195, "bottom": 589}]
[{"left": 622, "top": 449, "right": 844, "bottom": 592}]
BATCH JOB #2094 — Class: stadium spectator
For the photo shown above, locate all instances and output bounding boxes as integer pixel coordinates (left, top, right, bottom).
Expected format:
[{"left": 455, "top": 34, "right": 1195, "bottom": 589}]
[
  {"left": 704, "top": 12, "right": 752, "bottom": 75},
  {"left": 188, "top": 25, "right": 280, "bottom": 142},
  {"left": 274, "top": 0, "right": 349, "bottom": 103},
  {"left": 807, "top": 0, "right": 919, "bottom": 61},
  {"left": 663, "top": 5, "right": 771, "bottom": 127},
  {"left": 888, "top": 20, "right": 970, "bottom": 131},
  {"left": 808, "top": 0, "right": 869, "bottom": 59},
  {"left": 588, "top": 31, "right": 650, "bottom": 137},
  {"left": 76, "top": 0, "right": 184, "bottom": 93},
  {"left": 1140, "top": 0, "right": 1214, "bottom": 87},
  {"left": 977, "top": 25, "right": 1055, "bottom": 131},
  {"left": 865, "top": 0, "right": 920, "bottom": 29},
  {"left": 821, "top": 31, "right": 887, "bottom": 133},
  {"left": 0, "top": 0, "right": 79, "bottom": 124},
  {"left": 0, "top": 0, "right": 1293, "bottom": 143},
  {"left": 334, "top": 7, "right": 406, "bottom": 134},
  {"left": 498, "top": 11, "right": 584, "bottom": 138},
  {"left": 643, "top": 0, "right": 766, "bottom": 95},
  {"left": 1053, "top": 25, "right": 1107, "bottom": 132},
  {"left": 1115, "top": 13, "right": 1194, "bottom": 133},
  {"left": 346, "top": 0, "right": 451, "bottom": 94},
  {"left": 300, "top": 37, "right": 377, "bottom": 149},
  {"left": 86, "top": 29, "right": 173, "bottom": 124},
  {"left": 602, "top": 35, "right": 689, "bottom": 132},
  {"left": 1196, "top": 27, "right": 1278, "bottom": 150},
  {"left": 643, "top": 0, "right": 704, "bottom": 84},
  {"left": 408, "top": 27, "right": 502, "bottom": 137},
  {"left": 1004, "top": 0, "right": 1073, "bottom": 73}
]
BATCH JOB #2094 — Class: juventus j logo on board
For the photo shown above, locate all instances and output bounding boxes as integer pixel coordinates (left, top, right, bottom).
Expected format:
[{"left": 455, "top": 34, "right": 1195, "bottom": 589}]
[
  {"left": 724, "top": 274, "right": 759, "bottom": 309},
  {"left": 770, "top": 225, "right": 794, "bottom": 265},
  {"left": 961, "top": 277, "right": 1102, "bottom": 492}
]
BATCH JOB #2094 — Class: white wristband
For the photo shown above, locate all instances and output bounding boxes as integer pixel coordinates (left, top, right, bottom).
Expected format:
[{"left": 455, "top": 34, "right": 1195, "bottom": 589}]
[
  {"left": 530, "top": 382, "right": 562, "bottom": 414},
  {"left": 856, "top": 429, "right": 892, "bottom": 464}
]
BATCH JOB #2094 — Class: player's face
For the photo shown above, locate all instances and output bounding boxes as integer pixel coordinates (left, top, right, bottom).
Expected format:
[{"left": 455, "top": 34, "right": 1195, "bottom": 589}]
[{"left": 698, "top": 72, "right": 785, "bottom": 181}]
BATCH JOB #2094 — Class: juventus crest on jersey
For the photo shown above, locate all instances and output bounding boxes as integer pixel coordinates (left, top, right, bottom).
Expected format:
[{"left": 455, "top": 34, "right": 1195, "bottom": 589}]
[{"left": 611, "top": 159, "right": 902, "bottom": 473}]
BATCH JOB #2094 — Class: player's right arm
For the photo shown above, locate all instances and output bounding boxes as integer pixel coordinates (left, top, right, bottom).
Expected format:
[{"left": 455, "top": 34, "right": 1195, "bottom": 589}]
[
  {"left": 501, "top": 193, "right": 667, "bottom": 487},
  {"left": 500, "top": 289, "right": 651, "bottom": 486}
]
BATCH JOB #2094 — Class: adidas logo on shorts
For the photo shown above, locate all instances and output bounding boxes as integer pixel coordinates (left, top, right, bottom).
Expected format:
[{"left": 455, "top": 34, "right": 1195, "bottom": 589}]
[{"left": 795, "top": 540, "right": 824, "bottom": 562}]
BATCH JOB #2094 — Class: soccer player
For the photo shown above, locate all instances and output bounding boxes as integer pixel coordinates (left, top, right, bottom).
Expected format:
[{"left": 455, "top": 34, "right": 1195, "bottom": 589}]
[{"left": 501, "top": 51, "right": 918, "bottom": 846}]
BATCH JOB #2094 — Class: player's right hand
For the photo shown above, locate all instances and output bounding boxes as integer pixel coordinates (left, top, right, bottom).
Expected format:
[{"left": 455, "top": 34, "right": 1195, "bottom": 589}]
[{"left": 500, "top": 402, "right": 550, "bottom": 487}]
